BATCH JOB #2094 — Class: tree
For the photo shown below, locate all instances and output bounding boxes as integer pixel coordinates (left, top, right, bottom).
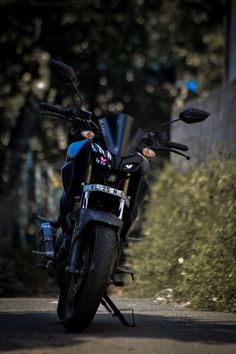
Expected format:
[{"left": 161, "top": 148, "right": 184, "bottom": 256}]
[{"left": 0, "top": 0, "right": 225, "bottom": 246}]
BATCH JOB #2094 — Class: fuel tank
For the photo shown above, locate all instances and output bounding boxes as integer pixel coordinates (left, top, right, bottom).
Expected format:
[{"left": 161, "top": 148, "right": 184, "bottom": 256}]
[{"left": 61, "top": 139, "right": 91, "bottom": 195}]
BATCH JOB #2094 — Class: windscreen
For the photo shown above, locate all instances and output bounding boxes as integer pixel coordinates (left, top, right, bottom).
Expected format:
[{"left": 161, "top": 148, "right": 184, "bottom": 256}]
[{"left": 98, "top": 113, "right": 145, "bottom": 157}]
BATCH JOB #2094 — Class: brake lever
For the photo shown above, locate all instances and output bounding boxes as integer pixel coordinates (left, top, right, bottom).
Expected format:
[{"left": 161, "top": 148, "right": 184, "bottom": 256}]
[
  {"left": 149, "top": 141, "right": 190, "bottom": 160},
  {"left": 165, "top": 148, "right": 190, "bottom": 160}
]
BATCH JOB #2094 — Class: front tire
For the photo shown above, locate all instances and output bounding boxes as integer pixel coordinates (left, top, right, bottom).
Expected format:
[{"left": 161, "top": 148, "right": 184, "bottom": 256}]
[{"left": 60, "top": 223, "right": 116, "bottom": 332}]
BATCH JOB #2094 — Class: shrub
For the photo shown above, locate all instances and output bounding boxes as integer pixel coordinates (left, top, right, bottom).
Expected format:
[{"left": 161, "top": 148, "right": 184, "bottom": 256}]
[{"left": 125, "top": 158, "right": 236, "bottom": 312}]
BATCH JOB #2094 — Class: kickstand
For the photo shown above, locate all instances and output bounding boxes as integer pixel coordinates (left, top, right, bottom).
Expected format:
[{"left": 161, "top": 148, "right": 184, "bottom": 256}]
[{"left": 101, "top": 293, "right": 136, "bottom": 327}]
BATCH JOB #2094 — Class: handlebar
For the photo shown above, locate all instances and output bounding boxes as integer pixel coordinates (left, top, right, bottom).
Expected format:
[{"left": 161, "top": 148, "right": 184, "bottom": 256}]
[
  {"left": 40, "top": 101, "right": 97, "bottom": 133},
  {"left": 146, "top": 132, "right": 190, "bottom": 159},
  {"left": 153, "top": 130, "right": 189, "bottom": 152},
  {"left": 40, "top": 102, "right": 80, "bottom": 118},
  {"left": 41, "top": 102, "right": 189, "bottom": 157}
]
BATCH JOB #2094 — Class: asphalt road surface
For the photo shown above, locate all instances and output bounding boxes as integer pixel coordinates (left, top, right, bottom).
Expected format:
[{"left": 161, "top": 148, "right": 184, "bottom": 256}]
[{"left": 0, "top": 297, "right": 236, "bottom": 354}]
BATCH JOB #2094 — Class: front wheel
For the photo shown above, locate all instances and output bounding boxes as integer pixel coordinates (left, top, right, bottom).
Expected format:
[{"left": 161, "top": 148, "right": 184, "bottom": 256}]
[{"left": 60, "top": 223, "right": 117, "bottom": 332}]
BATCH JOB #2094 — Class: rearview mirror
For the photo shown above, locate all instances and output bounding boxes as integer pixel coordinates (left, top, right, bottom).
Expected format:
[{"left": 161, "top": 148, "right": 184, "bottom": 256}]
[
  {"left": 51, "top": 59, "right": 77, "bottom": 84},
  {"left": 179, "top": 107, "right": 209, "bottom": 124}
]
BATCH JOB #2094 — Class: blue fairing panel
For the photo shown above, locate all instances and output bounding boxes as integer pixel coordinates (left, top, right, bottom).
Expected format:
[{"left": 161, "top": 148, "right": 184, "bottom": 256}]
[{"left": 67, "top": 139, "right": 89, "bottom": 159}]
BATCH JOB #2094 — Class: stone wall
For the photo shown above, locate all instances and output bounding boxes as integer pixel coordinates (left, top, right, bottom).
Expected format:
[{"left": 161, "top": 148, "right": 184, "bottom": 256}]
[{"left": 170, "top": 79, "right": 236, "bottom": 170}]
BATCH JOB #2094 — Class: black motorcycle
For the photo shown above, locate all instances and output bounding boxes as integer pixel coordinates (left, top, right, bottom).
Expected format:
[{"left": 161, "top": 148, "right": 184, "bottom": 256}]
[{"left": 34, "top": 59, "right": 209, "bottom": 332}]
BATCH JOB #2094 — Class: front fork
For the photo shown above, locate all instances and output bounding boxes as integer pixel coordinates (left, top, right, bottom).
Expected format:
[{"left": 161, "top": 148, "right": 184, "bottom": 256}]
[
  {"left": 67, "top": 169, "right": 131, "bottom": 275},
  {"left": 118, "top": 173, "right": 130, "bottom": 219}
]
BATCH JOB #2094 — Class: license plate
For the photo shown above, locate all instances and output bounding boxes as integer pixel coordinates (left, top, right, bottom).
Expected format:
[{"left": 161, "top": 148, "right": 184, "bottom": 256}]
[{"left": 83, "top": 184, "right": 130, "bottom": 206}]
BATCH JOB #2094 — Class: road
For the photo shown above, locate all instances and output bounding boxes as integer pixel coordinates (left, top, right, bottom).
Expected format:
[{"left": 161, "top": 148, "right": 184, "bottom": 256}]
[{"left": 0, "top": 297, "right": 236, "bottom": 354}]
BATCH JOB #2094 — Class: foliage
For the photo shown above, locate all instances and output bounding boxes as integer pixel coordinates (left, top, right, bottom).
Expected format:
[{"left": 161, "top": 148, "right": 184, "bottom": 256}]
[
  {"left": 155, "top": 1, "right": 225, "bottom": 85},
  {"left": 0, "top": 246, "right": 57, "bottom": 297},
  {"left": 0, "top": 0, "right": 227, "bottom": 264},
  {"left": 0, "top": 0, "right": 225, "bottom": 184},
  {"left": 0, "top": 0, "right": 225, "bottom": 150},
  {"left": 125, "top": 158, "right": 236, "bottom": 312}
]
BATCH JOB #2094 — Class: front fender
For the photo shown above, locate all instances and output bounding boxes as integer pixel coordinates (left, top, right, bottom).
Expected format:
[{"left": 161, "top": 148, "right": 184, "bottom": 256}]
[
  {"left": 68, "top": 209, "right": 122, "bottom": 274},
  {"left": 73, "top": 208, "right": 123, "bottom": 242}
]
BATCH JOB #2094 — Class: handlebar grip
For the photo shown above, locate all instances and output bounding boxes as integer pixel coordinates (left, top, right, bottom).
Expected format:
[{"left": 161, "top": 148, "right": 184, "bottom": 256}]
[
  {"left": 40, "top": 102, "right": 80, "bottom": 118},
  {"left": 166, "top": 141, "right": 189, "bottom": 151},
  {"left": 40, "top": 102, "right": 68, "bottom": 115}
]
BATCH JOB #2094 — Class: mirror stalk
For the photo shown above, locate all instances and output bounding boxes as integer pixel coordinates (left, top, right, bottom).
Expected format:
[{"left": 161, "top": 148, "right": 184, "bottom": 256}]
[
  {"left": 159, "top": 118, "right": 180, "bottom": 128},
  {"left": 70, "top": 80, "right": 83, "bottom": 105}
]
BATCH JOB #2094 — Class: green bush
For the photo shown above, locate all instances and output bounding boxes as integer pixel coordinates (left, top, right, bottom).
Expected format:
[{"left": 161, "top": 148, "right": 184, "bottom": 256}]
[
  {"left": 0, "top": 248, "right": 57, "bottom": 297},
  {"left": 125, "top": 158, "right": 236, "bottom": 312}
]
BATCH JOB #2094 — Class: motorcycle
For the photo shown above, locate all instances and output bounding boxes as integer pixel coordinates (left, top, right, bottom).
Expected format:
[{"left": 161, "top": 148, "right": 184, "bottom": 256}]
[{"left": 34, "top": 59, "right": 209, "bottom": 332}]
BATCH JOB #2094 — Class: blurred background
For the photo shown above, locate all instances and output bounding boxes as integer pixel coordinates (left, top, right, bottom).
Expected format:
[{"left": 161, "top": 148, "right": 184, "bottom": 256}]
[{"left": 0, "top": 0, "right": 235, "bottom": 311}]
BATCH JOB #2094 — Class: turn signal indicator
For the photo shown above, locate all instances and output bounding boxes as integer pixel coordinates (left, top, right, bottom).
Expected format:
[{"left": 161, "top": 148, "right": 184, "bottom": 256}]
[
  {"left": 142, "top": 148, "right": 156, "bottom": 158},
  {"left": 81, "top": 130, "right": 95, "bottom": 139}
]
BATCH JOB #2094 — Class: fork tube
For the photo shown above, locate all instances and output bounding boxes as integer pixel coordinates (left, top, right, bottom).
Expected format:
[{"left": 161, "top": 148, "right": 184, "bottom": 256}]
[
  {"left": 118, "top": 198, "right": 125, "bottom": 219},
  {"left": 85, "top": 156, "right": 92, "bottom": 183},
  {"left": 82, "top": 191, "right": 89, "bottom": 209},
  {"left": 123, "top": 173, "right": 131, "bottom": 194}
]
